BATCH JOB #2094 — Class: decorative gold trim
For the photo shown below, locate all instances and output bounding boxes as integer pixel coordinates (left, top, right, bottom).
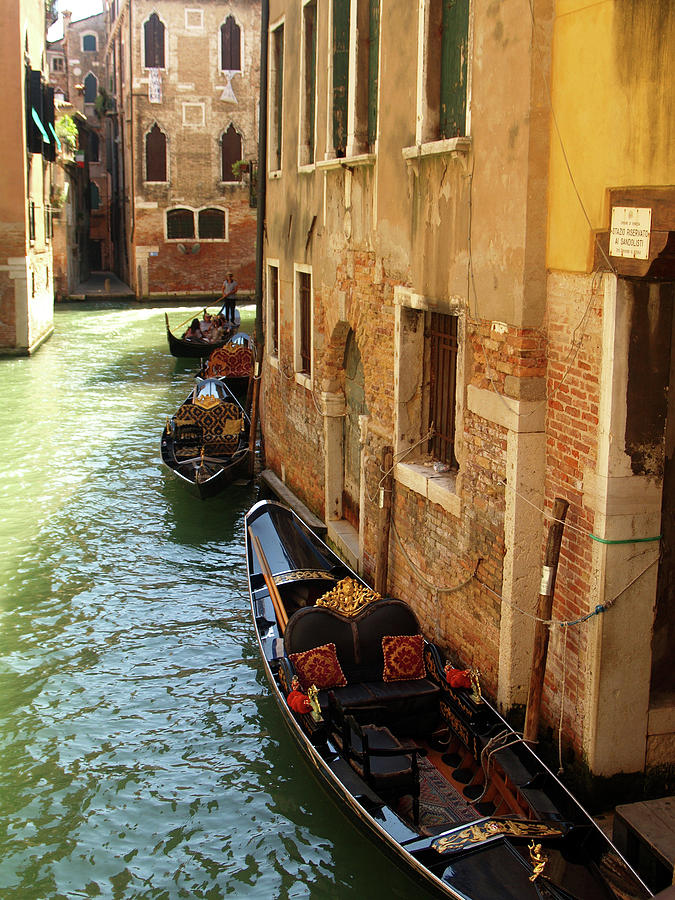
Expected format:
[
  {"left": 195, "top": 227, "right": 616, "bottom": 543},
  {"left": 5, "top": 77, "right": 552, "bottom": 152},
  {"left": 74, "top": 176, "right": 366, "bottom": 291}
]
[
  {"left": 432, "top": 819, "right": 563, "bottom": 855},
  {"left": 315, "top": 577, "right": 382, "bottom": 617},
  {"left": 273, "top": 570, "right": 338, "bottom": 586},
  {"left": 528, "top": 841, "right": 548, "bottom": 882}
]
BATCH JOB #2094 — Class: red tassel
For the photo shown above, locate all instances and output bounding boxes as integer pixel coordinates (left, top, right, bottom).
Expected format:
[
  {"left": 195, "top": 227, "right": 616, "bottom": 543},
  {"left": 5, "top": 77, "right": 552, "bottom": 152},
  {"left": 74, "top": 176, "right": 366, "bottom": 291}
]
[
  {"left": 287, "top": 690, "right": 312, "bottom": 713},
  {"left": 445, "top": 667, "right": 472, "bottom": 689}
]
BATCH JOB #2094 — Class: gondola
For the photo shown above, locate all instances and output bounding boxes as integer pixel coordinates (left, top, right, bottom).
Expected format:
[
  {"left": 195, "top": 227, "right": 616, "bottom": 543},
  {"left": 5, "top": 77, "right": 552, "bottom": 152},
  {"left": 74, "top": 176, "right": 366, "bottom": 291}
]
[
  {"left": 199, "top": 332, "right": 256, "bottom": 397},
  {"left": 164, "top": 308, "right": 241, "bottom": 358},
  {"left": 245, "top": 499, "right": 653, "bottom": 900},
  {"left": 161, "top": 377, "right": 249, "bottom": 498}
]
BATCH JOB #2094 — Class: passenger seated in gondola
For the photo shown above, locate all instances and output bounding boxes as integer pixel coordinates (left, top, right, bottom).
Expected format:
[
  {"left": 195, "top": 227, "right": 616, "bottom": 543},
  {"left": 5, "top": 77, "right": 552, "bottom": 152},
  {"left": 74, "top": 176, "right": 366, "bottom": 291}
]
[
  {"left": 184, "top": 318, "right": 204, "bottom": 341},
  {"left": 209, "top": 314, "right": 226, "bottom": 342},
  {"left": 200, "top": 312, "right": 214, "bottom": 339}
]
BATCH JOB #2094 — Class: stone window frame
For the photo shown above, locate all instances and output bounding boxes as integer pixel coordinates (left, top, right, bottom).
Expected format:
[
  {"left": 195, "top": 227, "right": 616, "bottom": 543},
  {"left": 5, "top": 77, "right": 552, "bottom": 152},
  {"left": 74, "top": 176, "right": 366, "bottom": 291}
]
[
  {"left": 393, "top": 286, "right": 465, "bottom": 517},
  {"left": 144, "top": 122, "right": 168, "bottom": 184},
  {"left": 266, "top": 259, "right": 280, "bottom": 367},
  {"left": 51, "top": 55, "right": 65, "bottom": 73},
  {"left": 297, "top": 0, "right": 317, "bottom": 171},
  {"left": 164, "top": 205, "right": 230, "bottom": 243},
  {"left": 185, "top": 8, "right": 204, "bottom": 32},
  {"left": 268, "top": 18, "right": 285, "bottom": 177},
  {"left": 293, "top": 262, "right": 313, "bottom": 389},
  {"left": 181, "top": 101, "right": 205, "bottom": 128},
  {"left": 142, "top": 12, "right": 168, "bottom": 71},
  {"left": 219, "top": 14, "right": 243, "bottom": 74},
  {"left": 402, "top": 0, "right": 473, "bottom": 167}
]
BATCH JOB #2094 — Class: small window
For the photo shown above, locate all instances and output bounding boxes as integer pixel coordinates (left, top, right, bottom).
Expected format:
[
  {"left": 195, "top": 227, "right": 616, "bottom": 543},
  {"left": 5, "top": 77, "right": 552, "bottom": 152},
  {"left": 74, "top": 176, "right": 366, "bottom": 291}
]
[
  {"left": 221, "top": 123, "right": 242, "bottom": 181},
  {"left": 419, "top": 0, "right": 469, "bottom": 143},
  {"left": 221, "top": 15, "right": 241, "bottom": 71},
  {"left": 198, "top": 208, "right": 225, "bottom": 239},
  {"left": 167, "top": 208, "right": 194, "bottom": 239},
  {"left": 89, "top": 130, "right": 99, "bottom": 162},
  {"left": 89, "top": 181, "right": 100, "bottom": 210},
  {"left": 268, "top": 264, "right": 279, "bottom": 356},
  {"left": 82, "top": 34, "right": 97, "bottom": 52},
  {"left": 145, "top": 123, "right": 167, "bottom": 182},
  {"left": 425, "top": 312, "right": 458, "bottom": 468},
  {"left": 83, "top": 72, "right": 97, "bottom": 104},
  {"left": 298, "top": 271, "right": 311, "bottom": 376},
  {"left": 51, "top": 56, "right": 64, "bottom": 73},
  {"left": 144, "top": 13, "right": 165, "bottom": 69}
]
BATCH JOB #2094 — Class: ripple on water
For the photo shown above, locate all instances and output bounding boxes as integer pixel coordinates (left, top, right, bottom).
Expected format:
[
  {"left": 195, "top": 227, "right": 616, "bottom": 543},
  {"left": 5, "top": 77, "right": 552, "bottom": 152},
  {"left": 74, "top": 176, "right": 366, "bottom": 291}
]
[{"left": 0, "top": 308, "right": 436, "bottom": 900}]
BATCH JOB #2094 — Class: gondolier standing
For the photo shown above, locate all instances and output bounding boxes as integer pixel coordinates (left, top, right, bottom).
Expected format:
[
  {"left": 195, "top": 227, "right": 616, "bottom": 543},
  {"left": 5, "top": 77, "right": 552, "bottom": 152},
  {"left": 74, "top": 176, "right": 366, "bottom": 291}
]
[{"left": 219, "top": 272, "right": 238, "bottom": 322}]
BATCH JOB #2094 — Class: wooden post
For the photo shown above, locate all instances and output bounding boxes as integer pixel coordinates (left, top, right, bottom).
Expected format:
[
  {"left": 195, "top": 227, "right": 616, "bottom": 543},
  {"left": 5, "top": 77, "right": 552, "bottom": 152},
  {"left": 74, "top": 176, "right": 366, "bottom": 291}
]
[
  {"left": 247, "top": 368, "right": 260, "bottom": 477},
  {"left": 374, "top": 446, "right": 394, "bottom": 597},
  {"left": 523, "top": 497, "right": 569, "bottom": 744}
]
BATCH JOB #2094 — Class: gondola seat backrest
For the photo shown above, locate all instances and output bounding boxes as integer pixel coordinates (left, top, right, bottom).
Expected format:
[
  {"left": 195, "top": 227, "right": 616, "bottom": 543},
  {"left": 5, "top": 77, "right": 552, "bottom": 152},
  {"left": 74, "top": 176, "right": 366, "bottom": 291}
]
[
  {"left": 204, "top": 344, "right": 253, "bottom": 379},
  {"left": 284, "top": 598, "right": 422, "bottom": 684},
  {"left": 175, "top": 402, "right": 243, "bottom": 449}
]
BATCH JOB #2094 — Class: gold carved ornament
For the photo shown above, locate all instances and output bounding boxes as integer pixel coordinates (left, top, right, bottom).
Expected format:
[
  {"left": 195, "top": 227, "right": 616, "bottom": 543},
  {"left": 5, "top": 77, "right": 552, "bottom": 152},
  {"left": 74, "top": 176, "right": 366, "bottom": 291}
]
[
  {"left": 432, "top": 820, "right": 563, "bottom": 855},
  {"left": 315, "top": 577, "right": 382, "bottom": 617},
  {"left": 528, "top": 841, "right": 548, "bottom": 882}
]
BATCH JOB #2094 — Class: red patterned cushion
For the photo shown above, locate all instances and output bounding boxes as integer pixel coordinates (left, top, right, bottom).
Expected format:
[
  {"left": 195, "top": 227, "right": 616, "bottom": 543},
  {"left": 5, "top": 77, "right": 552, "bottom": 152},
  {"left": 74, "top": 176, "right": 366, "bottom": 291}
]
[
  {"left": 289, "top": 642, "right": 347, "bottom": 691},
  {"left": 382, "top": 634, "right": 425, "bottom": 682}
]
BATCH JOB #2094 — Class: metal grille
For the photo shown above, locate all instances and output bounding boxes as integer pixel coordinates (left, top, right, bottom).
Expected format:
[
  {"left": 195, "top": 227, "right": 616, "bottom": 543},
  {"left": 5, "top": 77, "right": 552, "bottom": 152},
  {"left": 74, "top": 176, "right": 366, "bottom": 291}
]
[
  {"left": 198, "top": 208, "right": 225, "bottom": 240},
  {"left": 299, "top": 272, "right": 311, "bottom": 375},
  {"left": 166, "top": 208, "right": 194, "bottom": 240},
  {"left": 426, "top": 312, "right": 458, "bottom": 467}
]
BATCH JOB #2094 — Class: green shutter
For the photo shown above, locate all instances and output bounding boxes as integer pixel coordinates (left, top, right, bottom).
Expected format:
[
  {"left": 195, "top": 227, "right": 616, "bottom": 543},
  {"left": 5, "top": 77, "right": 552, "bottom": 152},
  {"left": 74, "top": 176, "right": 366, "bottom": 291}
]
[
  {"left": 309, "top": 3, "right": 316, "bottom": 162},
  {"left": 440, "top": 0, "right": 469, "bottom": 139},
  {"left": 367, "top": 0, "right": 380, "bottom": 149},
  {"left": 332, "top": 0, "right": 350, "bottom": 156},
  {"left": 275, "top": 26, "right": 284, "bottom": 169}
]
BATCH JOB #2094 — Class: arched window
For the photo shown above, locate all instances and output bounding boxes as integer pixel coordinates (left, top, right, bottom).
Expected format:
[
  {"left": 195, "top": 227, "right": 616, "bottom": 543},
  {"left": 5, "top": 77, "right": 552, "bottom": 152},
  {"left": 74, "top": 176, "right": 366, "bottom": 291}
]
[
  {"left": 145, "top": 123, "right": 167, "bottom": 181},
  {"left": 144, "top": 13, "right": 165, "bottom": 68},
  {"left": 221, "top": 123, "right": 242, "bottom": 181},
  {"left": 167, "top": 208, "right": 194, "bottom": 239},
  {"left": 221, "top": 16, "right": 241, "bottom": 71},
  {"left": 82, "top": 33, "right": 97, "bottom": 52},
  {"left": 84, "top": 72, "right": 97, "bottom": 103},
  {"left": 198, "top": 208, "right": 225, "bottom": 239},
  {"left": 89, "top": 181, "right": 100, "bottom": 210}
]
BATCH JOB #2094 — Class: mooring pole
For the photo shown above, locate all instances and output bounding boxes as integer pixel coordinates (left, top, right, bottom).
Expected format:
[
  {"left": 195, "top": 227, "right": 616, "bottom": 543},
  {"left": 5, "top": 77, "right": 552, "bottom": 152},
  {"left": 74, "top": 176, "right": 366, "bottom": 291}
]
[
  {"left": 374, "top": 446, "right": 394, "bottom": 597},
  {"left": 248, "top": 363, "right": 261, "bottom": 478},
  {"left": 523, "top": 497, "right": 569, "bottom": 744}
]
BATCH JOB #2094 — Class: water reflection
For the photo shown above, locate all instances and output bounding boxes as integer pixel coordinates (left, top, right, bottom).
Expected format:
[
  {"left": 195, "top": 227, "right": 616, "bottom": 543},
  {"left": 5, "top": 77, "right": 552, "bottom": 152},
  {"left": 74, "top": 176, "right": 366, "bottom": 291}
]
[{"left": 0, "top": 305, "right": 436, "bottom": 899}]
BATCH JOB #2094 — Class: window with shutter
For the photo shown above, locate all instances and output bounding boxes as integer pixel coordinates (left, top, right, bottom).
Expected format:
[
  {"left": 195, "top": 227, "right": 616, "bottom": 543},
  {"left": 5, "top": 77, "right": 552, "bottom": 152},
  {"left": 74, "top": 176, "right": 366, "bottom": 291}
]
[
  {"left": 221, "top": 124, "right": 242, "bottom": 181},
  {"left": 82, "top": 34, "right": 97, "bottom": 52},
  {"left": 268, "top": 264, "right": 279, "bottom": 357},
  {"left": 89, "top": 182, "right": 100, "bottom": 210},
  {"left": 300, "top": 1, "right": 316, "bottom": 166},
  {"left": 221, "top": 16, "right": 241, "bottom": 71},
  {"left": 269, "top": 24, "right": 284, "bottom": 171},
  {"left": 144, "top": 13, "right": 165, "bottom": 69},
  {"left": 332, "top": 0, "right": 349, "bottom": 157},
  {"left": 298, "top": 271, "right": 311, "bottom": 376},
  {"left": 425, "top": 312, "right": 458, "bottom": 467},
  {"left": 84, "top": 72, "right": 97, "bottom": 104},
  {"left": 439, "top": 0, "right": 469, "bottom": 139},
  {"left": 145, "top": 124, "right": 167, "bottom": 182}
]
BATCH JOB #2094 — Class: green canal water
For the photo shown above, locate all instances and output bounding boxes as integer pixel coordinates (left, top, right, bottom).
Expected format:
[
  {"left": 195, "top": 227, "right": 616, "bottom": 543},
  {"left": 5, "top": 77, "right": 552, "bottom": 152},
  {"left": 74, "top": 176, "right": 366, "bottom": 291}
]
[{"left": 0, "top": 305, "right": 434, "bottom": 899}]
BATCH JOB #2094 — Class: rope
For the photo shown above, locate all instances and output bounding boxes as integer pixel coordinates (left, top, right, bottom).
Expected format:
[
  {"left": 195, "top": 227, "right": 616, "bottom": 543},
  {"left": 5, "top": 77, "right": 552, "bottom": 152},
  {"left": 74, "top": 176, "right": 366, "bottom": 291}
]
[{"left": 390, "top": 519, "right": 477, "bottom": 595}]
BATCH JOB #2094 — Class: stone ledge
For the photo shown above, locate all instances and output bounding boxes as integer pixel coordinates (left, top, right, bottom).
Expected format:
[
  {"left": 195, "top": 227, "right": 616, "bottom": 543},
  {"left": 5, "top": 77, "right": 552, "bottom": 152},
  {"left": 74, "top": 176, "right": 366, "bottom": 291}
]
[
  {"left": 395, "top": 462, "right": 461, "bottom": 518},
  {"left": 258, "top": 469, "right": 326, "bottom": 536}
]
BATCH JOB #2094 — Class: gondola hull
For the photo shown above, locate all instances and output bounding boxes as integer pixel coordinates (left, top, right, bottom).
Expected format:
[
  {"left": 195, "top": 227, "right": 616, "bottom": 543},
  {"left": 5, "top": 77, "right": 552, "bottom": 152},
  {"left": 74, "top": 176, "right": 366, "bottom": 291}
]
[
  {"left": 165, "top": 309, "right": 240, "bottom": 358},
  {"left": 161, "top": 377, "right": 250, "bottom": 498},
  {"left": 245, "top": 500, "right": 653, "bottom": 900}
]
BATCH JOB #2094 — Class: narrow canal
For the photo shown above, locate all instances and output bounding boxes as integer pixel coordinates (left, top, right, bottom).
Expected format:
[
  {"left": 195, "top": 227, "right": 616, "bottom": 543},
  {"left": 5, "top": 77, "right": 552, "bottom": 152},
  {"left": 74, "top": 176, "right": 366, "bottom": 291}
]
[{"left": 0, "top": 304, "right": 435, "bottom": 900}]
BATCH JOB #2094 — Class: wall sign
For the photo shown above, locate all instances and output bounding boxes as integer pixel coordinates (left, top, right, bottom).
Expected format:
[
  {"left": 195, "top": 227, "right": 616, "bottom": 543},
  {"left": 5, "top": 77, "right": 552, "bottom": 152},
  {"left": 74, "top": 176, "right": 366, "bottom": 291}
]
[{"left": 609, "top": 206, "right": 652, "bottom": 260}]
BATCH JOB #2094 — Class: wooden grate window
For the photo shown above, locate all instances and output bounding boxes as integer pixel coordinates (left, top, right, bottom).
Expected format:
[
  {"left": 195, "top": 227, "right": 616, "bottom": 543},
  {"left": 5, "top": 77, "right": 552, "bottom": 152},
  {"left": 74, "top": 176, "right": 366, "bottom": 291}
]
[
  {"left": 146, "top": 124, "right": 167, "bottom": 181},
  {"left": 332, "top": 0, "right": 349, "bottom": 157},
  {"left": 298, "top": 272, "right": 311, "bottom": 375},
  {"left": 82, "top": 34, "right": 97, "bottom": 52},
  {"left": 198, "top": 208, "right": 225, "bottom": 239},
  {"left": 221, "top": 16, "right": 241, "bottom": 71},
  {"left": 426, "top": 312, "right": 458, "bottom": 467},
  {"left": 167, "top": 208, "right": 194, "bottom": 239},
  {"left": 84, "top": 72, "right": 97, "bottom": 103},
  {"left": 144, "top": 13, "right": 165, "bottom": 69},
  {"left": 269, "top": 265, "right": 279, "bottom": 356},
  {"left": 221, "top": 123, "right": 242, "bottom": 181}
]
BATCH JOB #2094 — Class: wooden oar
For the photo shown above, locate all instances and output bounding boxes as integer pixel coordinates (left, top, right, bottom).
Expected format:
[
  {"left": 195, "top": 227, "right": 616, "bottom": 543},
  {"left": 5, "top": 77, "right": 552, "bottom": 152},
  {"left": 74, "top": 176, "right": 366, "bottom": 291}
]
[{"left": 250, "top": 530, "right": 289, "bottom": 633}]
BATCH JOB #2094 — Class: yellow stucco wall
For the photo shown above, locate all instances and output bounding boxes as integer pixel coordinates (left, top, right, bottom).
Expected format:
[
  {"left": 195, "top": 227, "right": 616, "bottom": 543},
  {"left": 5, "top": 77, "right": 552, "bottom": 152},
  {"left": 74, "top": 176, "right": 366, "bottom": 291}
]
[{"left": 548, "top": 0, "right": 674, "bottom": 273}]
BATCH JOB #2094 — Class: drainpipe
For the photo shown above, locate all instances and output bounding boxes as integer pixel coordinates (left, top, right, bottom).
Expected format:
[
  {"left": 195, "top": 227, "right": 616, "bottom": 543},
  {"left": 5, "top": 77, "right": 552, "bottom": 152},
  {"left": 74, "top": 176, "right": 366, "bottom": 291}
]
[
  {"left": 254, "top": 0, "right": 269, "bottom": 351},
  {"left": 128, "top": 3, "right": 135, "bottom": 257}
]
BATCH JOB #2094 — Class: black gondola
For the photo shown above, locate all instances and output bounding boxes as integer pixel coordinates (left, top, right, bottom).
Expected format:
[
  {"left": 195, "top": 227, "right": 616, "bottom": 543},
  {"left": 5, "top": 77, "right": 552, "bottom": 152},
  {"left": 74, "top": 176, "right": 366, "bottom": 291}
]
[
  {"left": 161, "top": 377, "right": 249, "bottom": 498},
  {"left": 245, "top": 499, "right": 653, "bottom": 900},
  {"left": 165, "top": 309, "right": 240, "bottom": 358}
]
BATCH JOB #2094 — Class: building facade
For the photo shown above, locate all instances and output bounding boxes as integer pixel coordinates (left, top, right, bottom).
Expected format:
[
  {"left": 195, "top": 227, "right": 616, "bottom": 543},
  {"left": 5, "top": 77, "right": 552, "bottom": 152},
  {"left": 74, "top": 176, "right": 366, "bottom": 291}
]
[
  {"left": 106, "top": 0, "right": 261, "bottom": 299},
  {"left": 259, "top": 0, "right": 675, "bottom": 781},
  {"left": 0, "top": 0, "right": 56, "bottom": 354}
]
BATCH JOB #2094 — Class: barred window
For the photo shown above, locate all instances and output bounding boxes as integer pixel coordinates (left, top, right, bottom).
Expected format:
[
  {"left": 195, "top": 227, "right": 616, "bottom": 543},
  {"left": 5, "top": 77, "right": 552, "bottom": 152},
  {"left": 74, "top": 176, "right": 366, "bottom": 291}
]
[
  {"left": 425, "top": 312, "right": 458, "bottom": 467},
  {"left": 166, "top": 208, "right": 194, "bottom": 239},
  {"left": 198, "top": 208, "right": 225, "bottom": 239}
]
